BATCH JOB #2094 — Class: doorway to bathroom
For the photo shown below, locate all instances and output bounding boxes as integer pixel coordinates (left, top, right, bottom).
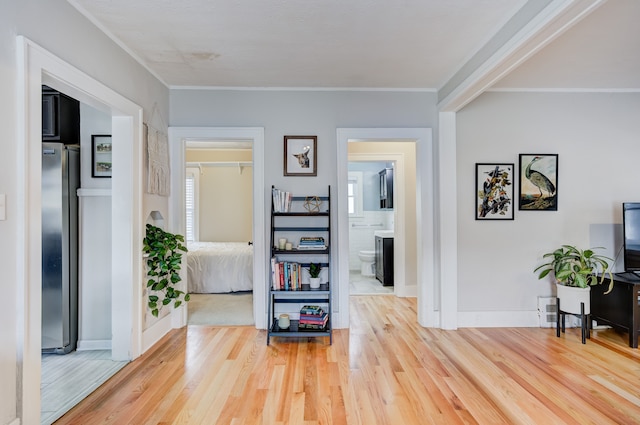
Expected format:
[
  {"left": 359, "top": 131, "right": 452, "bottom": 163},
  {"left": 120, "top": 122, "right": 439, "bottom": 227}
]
[
  {"left": 347, "top": 140, "right": 417, "bottom": 297},
  {"left": 347, "top": 161, "right": 395, "bottom": 295}
]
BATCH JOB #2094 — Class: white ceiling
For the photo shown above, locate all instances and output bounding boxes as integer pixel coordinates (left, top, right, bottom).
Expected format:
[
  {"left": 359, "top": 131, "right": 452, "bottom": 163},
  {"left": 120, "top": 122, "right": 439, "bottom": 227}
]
[{"left": 68, "top": 0, "right": 640, "bottom": 91}]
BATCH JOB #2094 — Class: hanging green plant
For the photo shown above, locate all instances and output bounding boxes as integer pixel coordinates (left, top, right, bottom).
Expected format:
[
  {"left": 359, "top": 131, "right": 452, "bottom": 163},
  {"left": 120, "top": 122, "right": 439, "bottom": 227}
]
[{"left": 143, "top": 223, "right": 190, "bottom": 317}]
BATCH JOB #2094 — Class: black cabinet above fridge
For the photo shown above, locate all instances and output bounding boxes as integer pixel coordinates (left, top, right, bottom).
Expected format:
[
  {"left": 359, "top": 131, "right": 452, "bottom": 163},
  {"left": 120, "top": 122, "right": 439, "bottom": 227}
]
[{"left": 42, "top": 85, "right": 80, "bottom": 144}]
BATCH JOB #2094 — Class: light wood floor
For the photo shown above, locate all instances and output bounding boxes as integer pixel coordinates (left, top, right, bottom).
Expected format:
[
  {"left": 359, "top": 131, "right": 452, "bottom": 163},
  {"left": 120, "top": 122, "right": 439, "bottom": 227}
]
[{"left": 55, "top": 296, "right": 640, "bottom": 424}]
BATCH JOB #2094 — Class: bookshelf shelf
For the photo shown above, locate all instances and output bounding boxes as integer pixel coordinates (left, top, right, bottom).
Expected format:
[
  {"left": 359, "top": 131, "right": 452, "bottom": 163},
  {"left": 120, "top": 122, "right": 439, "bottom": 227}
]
[{"left": 268, "top": 185, "right": 332, "bottom": 345}]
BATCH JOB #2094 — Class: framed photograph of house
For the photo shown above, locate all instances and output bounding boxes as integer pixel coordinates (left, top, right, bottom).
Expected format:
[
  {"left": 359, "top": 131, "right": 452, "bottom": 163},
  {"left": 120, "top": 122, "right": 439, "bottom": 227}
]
[
  {"left": 92, "top": 134, "right": 112, "bottom": 178},
  {"left": 519, "top": 154, "right": 558, "bottom": 211},
  {"left": 475, "top": 163, "right": 514, "bottom": 220},
  {"left": 284, "top": 135, "right": 317, "bottom": 176}
]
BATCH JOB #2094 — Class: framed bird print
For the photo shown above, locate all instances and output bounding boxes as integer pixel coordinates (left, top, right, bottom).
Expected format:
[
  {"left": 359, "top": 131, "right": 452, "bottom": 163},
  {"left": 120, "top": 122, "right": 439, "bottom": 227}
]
[
  {"left": 519, "top": 154, "right": 558, "bottom": 211},
  {"left": 475, "top": 163, "right": 514, "bottom": 220}
]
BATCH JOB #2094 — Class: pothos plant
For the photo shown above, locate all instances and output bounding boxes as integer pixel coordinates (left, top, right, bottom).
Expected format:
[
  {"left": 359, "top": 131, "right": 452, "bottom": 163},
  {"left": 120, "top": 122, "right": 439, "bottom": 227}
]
[{"left": 143, "top": 223, "right": 190, "bottom": 317}]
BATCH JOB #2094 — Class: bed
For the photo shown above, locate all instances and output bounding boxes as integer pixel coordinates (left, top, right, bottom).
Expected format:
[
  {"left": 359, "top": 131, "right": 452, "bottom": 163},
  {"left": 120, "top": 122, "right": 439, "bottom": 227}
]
[{"left": 186, "top": 242, "right": 253, "bottom": 293}]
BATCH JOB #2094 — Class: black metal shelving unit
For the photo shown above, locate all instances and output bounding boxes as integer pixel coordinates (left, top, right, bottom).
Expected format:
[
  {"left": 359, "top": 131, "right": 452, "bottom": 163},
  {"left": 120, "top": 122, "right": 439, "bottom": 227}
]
[{"left": 267, "top": 185, "right": 332, "bottom": 345}]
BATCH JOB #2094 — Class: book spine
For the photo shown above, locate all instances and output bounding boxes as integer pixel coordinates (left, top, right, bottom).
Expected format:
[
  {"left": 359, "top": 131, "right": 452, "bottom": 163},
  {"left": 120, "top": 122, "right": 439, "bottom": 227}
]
[{"left": 271, "top": 257, "right": 277, "bottom": 290}]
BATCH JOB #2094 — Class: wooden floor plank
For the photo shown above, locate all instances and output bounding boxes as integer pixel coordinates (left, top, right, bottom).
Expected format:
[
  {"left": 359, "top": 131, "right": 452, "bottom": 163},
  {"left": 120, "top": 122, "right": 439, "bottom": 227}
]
[{"left": 55, "top": 296, "right": 640, "bottom": 424}]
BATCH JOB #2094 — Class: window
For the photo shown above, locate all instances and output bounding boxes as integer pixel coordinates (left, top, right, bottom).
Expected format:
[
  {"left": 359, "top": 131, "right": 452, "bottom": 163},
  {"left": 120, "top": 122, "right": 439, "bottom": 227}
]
[
  {"left": 185, "top": 167, "right": 199, "bottom": 242},
  {"left": 348, "top": 171, "right": 363, "bottom": 217}
]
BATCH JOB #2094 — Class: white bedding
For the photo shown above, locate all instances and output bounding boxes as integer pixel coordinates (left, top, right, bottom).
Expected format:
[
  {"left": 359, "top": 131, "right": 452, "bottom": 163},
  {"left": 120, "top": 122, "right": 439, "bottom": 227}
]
[{"left": 186, "top": 242, "right": 253, "bottom": 293}]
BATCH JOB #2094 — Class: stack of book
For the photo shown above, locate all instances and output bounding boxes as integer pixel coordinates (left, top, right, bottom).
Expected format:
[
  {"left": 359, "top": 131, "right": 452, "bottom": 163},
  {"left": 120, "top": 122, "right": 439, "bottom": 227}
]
[
  {"left": 271, "top": 259, "right": 302, "bottom": 290},
  {"left": 272, "top": 187, "right": 292, "bottom": 212},
  {"left": 298, "top": 305, "right": 329, "bottom": 330},
  {"left": 298, "top": 236, "right": 326, "bottom": 250}
]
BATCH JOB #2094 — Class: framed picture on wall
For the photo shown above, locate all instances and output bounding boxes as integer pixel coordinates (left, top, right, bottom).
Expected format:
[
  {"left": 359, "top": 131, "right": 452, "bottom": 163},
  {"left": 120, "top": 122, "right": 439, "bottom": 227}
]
[
  {"left": 92, "top": 134, "right": 112, "bottom": 178},
  {"left": 475, "top": 163, "right": 514, "bottom": 220},
  {"left": 284, "top": 135, "right": 317, "bottom": 176},
  {"left": 519, "top": 154, "right": 558, "bottom": 211}
]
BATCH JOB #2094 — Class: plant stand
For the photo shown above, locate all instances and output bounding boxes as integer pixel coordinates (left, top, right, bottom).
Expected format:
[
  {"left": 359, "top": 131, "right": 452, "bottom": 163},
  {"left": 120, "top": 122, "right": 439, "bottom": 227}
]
[{"left": 556, "top": 284, "right": 591, "bottom": 344}]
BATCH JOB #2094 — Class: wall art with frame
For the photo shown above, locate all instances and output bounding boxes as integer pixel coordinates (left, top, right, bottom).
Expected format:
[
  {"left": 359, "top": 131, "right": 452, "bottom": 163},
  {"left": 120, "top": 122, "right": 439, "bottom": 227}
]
[
  {"left": 519, "top": 154, "right": 558, "bottom": 211},
  {"left": 475, "top": 163, "right": 514, "bottom": 220},
  {"left": 284, "top": 135, "right": 317, "bottom": 176},
  {"left": 92, "top": 134, "right": 112, "bottom": 178}
]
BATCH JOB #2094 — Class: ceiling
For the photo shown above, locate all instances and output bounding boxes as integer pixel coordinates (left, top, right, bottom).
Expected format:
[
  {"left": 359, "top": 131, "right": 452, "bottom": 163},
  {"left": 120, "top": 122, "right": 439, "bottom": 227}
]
[{"left": 68, "top": 0, "right": 640, "bottom": 92}]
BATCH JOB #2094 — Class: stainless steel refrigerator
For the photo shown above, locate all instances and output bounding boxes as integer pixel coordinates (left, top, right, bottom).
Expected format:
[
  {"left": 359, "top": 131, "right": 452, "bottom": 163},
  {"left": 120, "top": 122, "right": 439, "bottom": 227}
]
[{"left": 42, "top": 143, "right": 80, "bottom": 354}]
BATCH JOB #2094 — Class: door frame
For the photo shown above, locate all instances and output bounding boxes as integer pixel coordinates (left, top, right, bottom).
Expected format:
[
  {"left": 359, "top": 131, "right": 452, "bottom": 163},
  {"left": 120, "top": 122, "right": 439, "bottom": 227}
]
[
  {"left": 336, "top": 128, "right": 436, "bottom": 329},
  {"left": 168, "top": 127, "right": 266, "bottom": 329},
  {"left": 17, "top": 36, "right": 143, "bottom": 425}
]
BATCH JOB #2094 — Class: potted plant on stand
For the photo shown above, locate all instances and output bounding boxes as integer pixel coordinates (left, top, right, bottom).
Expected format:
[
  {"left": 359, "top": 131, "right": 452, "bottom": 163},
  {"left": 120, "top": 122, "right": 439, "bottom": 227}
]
[
  {"left": 307, "top": 262, "right": 322, "bottom": 290},
  {"left": 534, "top": 244, "right": 613, "bottom": 343}
]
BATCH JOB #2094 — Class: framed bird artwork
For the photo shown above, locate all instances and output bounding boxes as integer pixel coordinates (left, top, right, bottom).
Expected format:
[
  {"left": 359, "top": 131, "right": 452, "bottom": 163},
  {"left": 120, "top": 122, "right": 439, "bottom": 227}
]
[
  {"left": 519, "top": 154, "right": 558, "bottom": 211},
  {"left": 475, "top": 163, "right": 514, "bottom": 220}
]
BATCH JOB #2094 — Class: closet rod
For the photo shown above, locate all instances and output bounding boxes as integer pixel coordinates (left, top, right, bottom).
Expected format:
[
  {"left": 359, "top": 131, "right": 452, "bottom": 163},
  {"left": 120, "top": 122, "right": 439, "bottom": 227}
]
[{"left": 186, "top": 161, "right": 252, "bottom": 167}]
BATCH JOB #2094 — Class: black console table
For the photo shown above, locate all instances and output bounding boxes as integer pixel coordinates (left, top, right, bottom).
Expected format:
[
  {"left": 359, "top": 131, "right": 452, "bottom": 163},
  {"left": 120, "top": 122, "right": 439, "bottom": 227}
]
[{"left": 591, "top": 273, "right": 640, "bottom": 348}]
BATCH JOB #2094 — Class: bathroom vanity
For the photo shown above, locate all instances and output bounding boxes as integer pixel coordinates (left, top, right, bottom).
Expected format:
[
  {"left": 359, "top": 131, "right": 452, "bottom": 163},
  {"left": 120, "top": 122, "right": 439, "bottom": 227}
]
[{"left": 374, "top": 231, "right": 394, "bottom": 286}]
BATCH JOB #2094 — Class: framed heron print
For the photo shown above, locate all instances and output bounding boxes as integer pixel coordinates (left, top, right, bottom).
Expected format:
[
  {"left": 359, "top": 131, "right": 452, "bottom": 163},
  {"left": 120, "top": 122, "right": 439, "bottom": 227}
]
[
  {"left": 475, "top": 163, "right": 514, "bottom": 220},
  {"left": 519, "top": 154, "right": 558, "bottom": 211}
]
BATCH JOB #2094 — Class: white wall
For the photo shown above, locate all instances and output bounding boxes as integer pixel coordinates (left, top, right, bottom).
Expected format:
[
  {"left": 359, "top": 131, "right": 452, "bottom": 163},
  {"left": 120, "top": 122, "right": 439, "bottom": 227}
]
[
  {"left": 1, "top": 1, "right": 169, "bottom": 423},
  {"left": 78, "top": 103, "right": 112, "bottom": 349},
  {"left": 456, "top": 91, "right": 640, "bottom": 324},
  {"left": 186, "top": 149, "right": 253, "bottom": 242},
  {"left": 170, "top": 89, "right": 437, "bottom": 242},
  {"left": 170, "top": 90, "right": 437, "bottom": 314}
]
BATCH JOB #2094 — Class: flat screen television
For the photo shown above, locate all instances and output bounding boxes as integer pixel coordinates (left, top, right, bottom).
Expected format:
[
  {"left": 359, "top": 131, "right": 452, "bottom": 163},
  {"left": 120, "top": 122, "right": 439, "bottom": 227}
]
[{"left": 622, "top": 202, "right": 640, "bottom": 272}]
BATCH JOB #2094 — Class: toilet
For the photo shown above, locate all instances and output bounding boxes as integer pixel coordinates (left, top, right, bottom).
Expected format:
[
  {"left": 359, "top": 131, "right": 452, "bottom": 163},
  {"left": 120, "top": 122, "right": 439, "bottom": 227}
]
[{"left": 358, "top": 250, "right": 376, "bottom": 277}]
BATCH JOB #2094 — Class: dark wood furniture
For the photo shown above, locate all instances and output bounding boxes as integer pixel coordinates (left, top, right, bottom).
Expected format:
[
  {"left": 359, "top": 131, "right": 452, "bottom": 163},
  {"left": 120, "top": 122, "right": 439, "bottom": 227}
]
[
  {"left": 42, "top": 85, "right": 80, "bottom": 144},
  {"left": 591, "top": 273, "right": 640, "bottom": 348},
  {"left": 379, "top": 167, "right": 393, "bottom": 209},
  {"left": 375, "top": 235, "right": 394, "bottom": 286}
]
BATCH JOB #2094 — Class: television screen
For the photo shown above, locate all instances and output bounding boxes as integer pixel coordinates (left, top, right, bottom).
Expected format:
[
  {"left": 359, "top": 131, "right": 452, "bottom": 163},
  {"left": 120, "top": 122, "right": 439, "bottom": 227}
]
[{"left": 623, "top": 202, "right": 640, "bottom": 271}]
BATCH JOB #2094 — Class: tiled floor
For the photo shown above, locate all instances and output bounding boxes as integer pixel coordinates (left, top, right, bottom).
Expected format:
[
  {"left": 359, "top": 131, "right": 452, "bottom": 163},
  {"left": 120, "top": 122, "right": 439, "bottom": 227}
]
[
  {"left": 41, "top": 350, "right": 128, "bottom": 425},
  {"left": 349, "top": 270, "right": 393, "bottom": 295}
]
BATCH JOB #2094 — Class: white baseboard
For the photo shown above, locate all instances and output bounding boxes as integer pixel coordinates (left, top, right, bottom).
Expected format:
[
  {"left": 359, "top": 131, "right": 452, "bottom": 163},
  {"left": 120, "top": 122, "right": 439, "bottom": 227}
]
[
  {"left": 142, "top": 314, "right": 173, "bottom": 353},
  {"left": 6, "top": 417, "right": 20, "bottom": 425},
  {"left": 397, "top": 285, "right": 417, "bottom": 297},
  {"left": 76, "top": 339, "right": 112, "bottom": 351},
  {"left": 458, "top": 310, "right": 541, "bottom": 327}
]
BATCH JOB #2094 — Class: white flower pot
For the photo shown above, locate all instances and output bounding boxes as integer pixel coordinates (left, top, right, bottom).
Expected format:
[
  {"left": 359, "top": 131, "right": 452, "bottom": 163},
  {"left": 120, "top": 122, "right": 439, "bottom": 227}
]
[
  {"left": 309, "top": 277, "right": 321, "bottom": 289},
  {"left": 556, "top": 283, "right": 590, "bottom": 315}
]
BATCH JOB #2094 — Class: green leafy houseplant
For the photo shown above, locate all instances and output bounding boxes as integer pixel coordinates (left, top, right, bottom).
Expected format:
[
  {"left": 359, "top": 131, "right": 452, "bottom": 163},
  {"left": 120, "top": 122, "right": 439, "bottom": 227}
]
[
  {"left": 534, "top": 245, "right": 614, "bottom": 293},
  {"left": 143, "top": 224, "right": 190, "bottom": 317},
  {"left": 307, "top": 262, "right": 322, "bottom": 278}
]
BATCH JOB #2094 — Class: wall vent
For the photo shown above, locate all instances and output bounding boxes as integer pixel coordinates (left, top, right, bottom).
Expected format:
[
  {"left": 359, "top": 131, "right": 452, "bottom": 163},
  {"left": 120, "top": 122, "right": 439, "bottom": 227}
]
[
  {"left": 537, "top": 296, "right": 557, "bottom": 328},
  {"left": 538, "top": 296, "right": 581, "bottom": 328}
]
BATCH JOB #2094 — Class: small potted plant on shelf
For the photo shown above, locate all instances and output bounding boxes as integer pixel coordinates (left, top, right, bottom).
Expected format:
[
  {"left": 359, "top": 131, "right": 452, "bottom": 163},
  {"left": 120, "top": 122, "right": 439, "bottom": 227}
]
[
  {"left": 307, "top": 262, "right": 322, "bottom": 289},
  {"left": 534, "top": 244, "right": 613, "bottom": 315}
]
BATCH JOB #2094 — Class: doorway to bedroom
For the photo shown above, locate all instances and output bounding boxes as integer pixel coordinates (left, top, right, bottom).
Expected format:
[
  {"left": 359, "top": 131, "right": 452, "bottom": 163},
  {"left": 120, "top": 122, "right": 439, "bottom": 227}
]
[{"left": 184, "top": 140, "right": 255, "bottom": 326}]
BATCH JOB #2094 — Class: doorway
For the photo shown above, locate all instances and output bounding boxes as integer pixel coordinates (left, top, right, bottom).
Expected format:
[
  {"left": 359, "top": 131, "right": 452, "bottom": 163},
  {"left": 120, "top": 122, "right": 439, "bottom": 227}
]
[
  {"left": 336, "top": 128, "right": 435, "bottom": 329},
  {"left": 347, "top": 159, "right": 395, "bottom": 296},
  {"left": 18, "top": 37, "right": 143, "bottom": 425},
  {"left": 183, "top": 141, "right": 256, "bottom": 326},
  {"left": 168, "top": 127, "right": 267, "bottom": 330},
  {"left": 347, "top": 144, "right": 416, "bottom": 299}
]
